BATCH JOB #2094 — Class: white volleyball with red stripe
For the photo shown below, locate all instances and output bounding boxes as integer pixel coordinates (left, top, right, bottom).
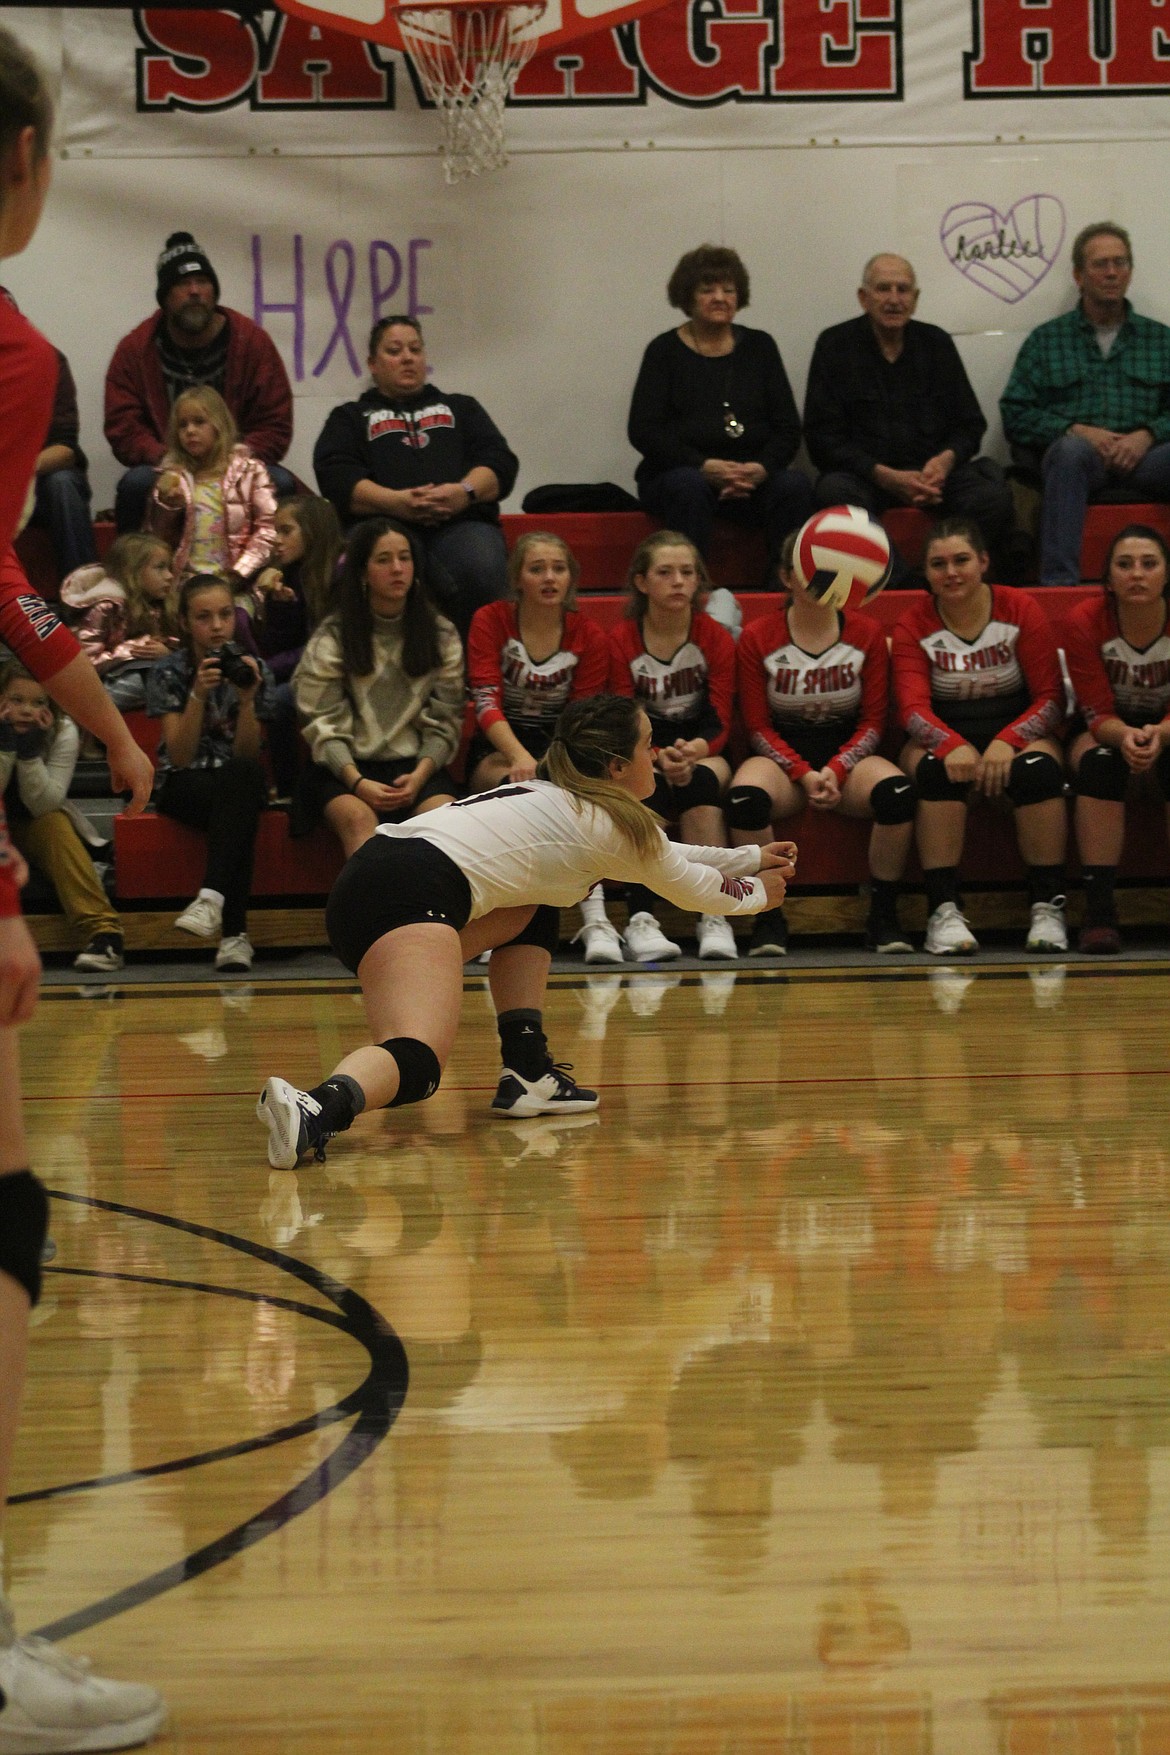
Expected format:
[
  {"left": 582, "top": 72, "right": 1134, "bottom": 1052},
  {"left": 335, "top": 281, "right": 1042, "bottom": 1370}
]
[{"left": 793, "top": 505, "right": 891, "bottom": 610}]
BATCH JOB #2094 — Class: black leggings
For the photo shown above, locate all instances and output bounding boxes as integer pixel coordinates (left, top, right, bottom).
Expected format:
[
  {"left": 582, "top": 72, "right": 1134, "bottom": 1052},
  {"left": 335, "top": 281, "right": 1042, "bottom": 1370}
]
[{"left": 156, "top": 757, "right": 268, "bottom": 934}]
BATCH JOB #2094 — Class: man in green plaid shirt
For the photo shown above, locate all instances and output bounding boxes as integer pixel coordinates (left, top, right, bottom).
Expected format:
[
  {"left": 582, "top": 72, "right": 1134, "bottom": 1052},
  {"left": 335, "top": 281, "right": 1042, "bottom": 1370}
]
[{"left": 1000, "top": 222, "right": 1170, "bottom": 585}]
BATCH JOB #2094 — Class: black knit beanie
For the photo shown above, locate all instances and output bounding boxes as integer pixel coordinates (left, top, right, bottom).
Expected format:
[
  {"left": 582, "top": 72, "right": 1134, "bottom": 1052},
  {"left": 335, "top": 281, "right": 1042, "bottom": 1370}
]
[{"left": 156, "top": 231, "right": 220, "bottom": 305}]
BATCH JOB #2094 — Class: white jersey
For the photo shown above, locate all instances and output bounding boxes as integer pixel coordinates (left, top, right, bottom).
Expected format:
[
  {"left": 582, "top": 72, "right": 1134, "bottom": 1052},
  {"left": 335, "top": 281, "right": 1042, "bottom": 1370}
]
[{"left": 377, "top": 778, "right": 767, "bottom": 918}]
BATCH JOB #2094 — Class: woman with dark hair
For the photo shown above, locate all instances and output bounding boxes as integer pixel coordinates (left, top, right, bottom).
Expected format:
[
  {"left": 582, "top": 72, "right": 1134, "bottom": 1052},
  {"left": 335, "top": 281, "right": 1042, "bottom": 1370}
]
[
  {"left": 292, "top": 516, "right": 464, "bottom": 857},
  {"left": 1065, "top": 523, "right": 1170, "bottom": 953},
  {"left": 257, "top": 693, "right": 795, "bottom": 1167},
  {"left": 892, "top": 517, "right": 1067, "bottom": 957},
  {"left": 627, "top": 244, "right": 812, "bottom": 565}
]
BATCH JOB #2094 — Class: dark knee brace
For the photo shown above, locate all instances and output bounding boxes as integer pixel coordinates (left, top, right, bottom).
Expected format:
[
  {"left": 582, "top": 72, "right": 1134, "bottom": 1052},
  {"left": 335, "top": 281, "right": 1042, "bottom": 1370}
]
[
  {"left": 1075, "top": 743, "right": 1129, "bottom": 801},
  {"left": 727, "top": 784, "right": 774, "bottom": 831},
  {"left": 869, "top": 774, "right": 916, "bottom": 825},
  {"left": 671, "top": 764, "right": 722, "bottom": 811},
  {"left": 1005, "top": 750, "right": 1064, "bottom": 806},
  {"left": 380, "top": 1037, "right": 442, "bottom": 1107},
  {"left": 498, "top": 903, "right": 560, "bottom": 955},
  {"left": 0, "top": 1170, "right": 49, "bottom": 1306},
  {"left": 915, "top": 754, "right": 968, "bottom": 803}
]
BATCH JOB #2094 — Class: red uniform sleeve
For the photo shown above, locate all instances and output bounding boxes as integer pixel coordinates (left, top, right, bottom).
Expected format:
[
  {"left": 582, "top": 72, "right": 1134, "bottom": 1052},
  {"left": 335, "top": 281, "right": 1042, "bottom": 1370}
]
[
  {"left": 0, "top": 548, "right": 82, "bottom": 681},
  {"left": 566, "top": 612, "right": 611, "bottom": 700},
  {"left": 827, "top": 612, "right": 889, "bottom": 782},
  {"left": 892, "top": 598, "right": 966, "bottom": 757},
  {"left": 0, "top": 801, "right": 20, "bottom": 918},
  {"left": 0, "top": 303, "right": 56, "bottom": 548},
  {"left": 737, "top": 611, "right": 813, "bottom": 781},
  {"left": 1063, "top": 596, "right": 1118, "bottom": 733},
  {"left": 467, "top": 600, "right": 514, "bottom": 732},
  {"left": 692, "top": 612, "right": 735, "bottom": 757},
  {"left": 994, "top": 587, "right": 1064, "bottom": 750}
]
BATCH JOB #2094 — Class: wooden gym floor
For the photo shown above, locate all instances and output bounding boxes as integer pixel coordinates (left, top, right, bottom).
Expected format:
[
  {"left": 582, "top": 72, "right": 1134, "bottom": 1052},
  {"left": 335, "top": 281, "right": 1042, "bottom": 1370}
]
[{"left": 10, "top": 961, "right": 1170, "bottom": 1753}]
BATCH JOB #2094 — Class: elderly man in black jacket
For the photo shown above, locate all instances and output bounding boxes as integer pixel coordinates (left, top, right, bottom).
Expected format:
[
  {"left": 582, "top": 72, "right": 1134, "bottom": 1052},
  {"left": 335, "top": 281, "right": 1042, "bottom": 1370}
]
[
  {"left": 315, "top": 314, "right": 518, "bottom": 636},
  {"left": 804, "top": 253, "right": 1016, "bottom": 577}
]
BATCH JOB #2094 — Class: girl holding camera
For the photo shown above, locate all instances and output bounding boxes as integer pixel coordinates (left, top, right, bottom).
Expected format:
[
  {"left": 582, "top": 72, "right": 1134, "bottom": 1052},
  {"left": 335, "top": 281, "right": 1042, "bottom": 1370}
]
[{"left": 146, "top": 573, "right": 275, "bottom": 970}]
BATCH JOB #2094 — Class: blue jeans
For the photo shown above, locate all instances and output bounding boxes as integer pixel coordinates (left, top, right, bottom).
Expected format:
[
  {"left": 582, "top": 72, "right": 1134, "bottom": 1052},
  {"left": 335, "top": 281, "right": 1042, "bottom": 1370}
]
[
  {"left": 639, "top": 465, "right": 813, "bottom": 567},
  {"left": 421, "top": 519, "right": 507, "bottom": 638},
  {"left": 31, "top": 467, "right": 96, "bottom": 579},
  {"left": 1040, "top": 433, "right": 1170, "bottom": 584}
]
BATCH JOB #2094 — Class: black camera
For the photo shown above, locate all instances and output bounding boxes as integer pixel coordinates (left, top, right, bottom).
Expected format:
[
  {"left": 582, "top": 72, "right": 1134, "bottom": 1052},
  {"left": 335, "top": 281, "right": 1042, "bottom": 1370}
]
[{"left": 211, "top": 641, "right": 256, "bottom": 689}]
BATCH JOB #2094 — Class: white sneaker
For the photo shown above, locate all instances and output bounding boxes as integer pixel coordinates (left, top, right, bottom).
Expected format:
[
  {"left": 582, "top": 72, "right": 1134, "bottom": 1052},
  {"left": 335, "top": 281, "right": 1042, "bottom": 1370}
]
[
  {"left": 572, "top": 919, "right": 626, "bottom": 965},
  {"left": 256, "top": 1076, "right": 331, "bottom": 1169},
  {"left": 697, "top": 913, "right": 738, "bottom": 960},
  {"left": 215, "top": 933, "right": 255, "bottom": 972},
  {"left": 0, "top": 1620, "right": 166, "bottom": 1755},
  {"left": 1026, "top": 897, "right": 1068, "bottom": 953},
  {"left": 924, "top": 901, "right": 978, "bottom": 956},
  {"left": 624, "top": 911, "right": 682, "bottom": 962},
  {"left": 174, "top": 894, "right": 223, "bottom": 938}
]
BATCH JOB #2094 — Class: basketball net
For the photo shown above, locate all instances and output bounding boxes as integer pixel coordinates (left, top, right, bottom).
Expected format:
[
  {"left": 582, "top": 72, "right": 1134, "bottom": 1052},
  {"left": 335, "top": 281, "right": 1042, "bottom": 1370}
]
[{"left": 395, "top": 0, "right": 547, "bottom": 183}]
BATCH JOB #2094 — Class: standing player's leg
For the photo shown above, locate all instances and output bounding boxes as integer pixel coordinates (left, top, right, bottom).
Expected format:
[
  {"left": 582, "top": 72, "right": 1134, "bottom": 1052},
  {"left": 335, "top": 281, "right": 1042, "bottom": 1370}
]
[{"left": 484, "top": 910, "right": 598, "bottom": 1118}]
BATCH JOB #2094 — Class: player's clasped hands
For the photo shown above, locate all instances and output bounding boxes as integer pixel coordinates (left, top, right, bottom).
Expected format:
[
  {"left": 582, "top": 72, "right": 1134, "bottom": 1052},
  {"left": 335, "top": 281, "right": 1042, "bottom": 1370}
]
[
  {"left": 1120, "top": 723, "right": 1164, "bottom": 771},
  {"left": 754, "top": 839, "right": 797, "bottom": 909},
  {"left": 801, "top": 767, "right": 840, "bottom": 809}
]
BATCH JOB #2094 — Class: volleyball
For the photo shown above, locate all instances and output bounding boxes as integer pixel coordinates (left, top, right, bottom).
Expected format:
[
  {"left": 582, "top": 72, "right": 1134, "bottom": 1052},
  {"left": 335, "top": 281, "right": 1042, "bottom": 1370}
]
[{"left": 793, "top": 505, "right": 892, "bottom": 610}]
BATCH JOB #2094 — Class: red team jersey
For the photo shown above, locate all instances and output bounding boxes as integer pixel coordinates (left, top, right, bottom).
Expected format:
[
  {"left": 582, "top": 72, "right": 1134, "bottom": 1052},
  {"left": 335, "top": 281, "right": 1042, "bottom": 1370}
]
[
  {"left": 608, "top": 610, "right": 735, "bottom": 756},
  {"left": 1063, "top": 593, "right": 1170, "bottom": 731},
  {"left": 737, "top": 606, "right": 889, "bottom": 783},
  {"left": 467, "top": 601, "right": 610, "bottom": 734},
  {"left": 0, "top": 298, "right": 82, "bottom": 916},
  {"left": 892, "top": 585, "right": 1063, "bottom": 757}
]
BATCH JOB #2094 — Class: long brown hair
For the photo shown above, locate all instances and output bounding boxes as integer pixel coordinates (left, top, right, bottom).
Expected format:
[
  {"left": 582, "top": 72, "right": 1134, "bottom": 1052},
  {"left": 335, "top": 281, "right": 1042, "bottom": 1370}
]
[
  {"left": 624, "top": 530, "right": 710, "bottom": 623},
  {"left": 104, "top": 532, "right": 179, "bottom": 642},
  {"left": 539, "top": 695, "right": 661, "bottom": 860},
  {"left": 0, "top": 28, "right": 52, "bottom": 194},
  {"left": 277, "top": 494, "right": 342, "bottom": 628},
  {"left": 333, "top": 517, "right": 441, "bottom": 679}
]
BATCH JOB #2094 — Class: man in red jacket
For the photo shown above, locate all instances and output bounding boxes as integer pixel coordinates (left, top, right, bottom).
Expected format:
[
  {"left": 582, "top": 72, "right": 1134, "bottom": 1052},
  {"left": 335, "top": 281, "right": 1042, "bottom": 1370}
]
[{"left": 104, "top": 230, "right": 295, "bottom": 530}]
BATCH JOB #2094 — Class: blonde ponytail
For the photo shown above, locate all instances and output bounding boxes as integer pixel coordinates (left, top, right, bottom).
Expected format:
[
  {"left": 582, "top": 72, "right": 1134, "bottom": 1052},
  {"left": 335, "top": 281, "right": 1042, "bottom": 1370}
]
[{"left": 539, "top": 696, "right": 662, "bottom": 861}]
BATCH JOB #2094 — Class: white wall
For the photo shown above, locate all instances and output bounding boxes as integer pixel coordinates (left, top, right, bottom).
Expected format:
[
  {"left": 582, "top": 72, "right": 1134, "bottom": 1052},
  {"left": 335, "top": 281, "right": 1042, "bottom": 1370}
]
[{"left": 7, "top": 131, "right": 1170, "bottom": 510}]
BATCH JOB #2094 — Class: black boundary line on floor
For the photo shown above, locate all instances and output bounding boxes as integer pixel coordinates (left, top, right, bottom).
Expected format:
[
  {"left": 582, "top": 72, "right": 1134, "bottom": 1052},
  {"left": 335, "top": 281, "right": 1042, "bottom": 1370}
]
[
  {"left": 19, "top": 1193, "right": 407, "bottom": 1644},
  {"left": 12, "top": 1271, "right": 354, "bottom": 1506}
]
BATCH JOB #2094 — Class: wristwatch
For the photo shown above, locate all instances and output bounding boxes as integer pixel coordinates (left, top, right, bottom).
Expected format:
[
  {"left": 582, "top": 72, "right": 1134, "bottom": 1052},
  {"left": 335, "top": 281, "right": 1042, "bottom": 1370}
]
[{"left": 460, "top": 479, "right": 477, "bottom": 502}]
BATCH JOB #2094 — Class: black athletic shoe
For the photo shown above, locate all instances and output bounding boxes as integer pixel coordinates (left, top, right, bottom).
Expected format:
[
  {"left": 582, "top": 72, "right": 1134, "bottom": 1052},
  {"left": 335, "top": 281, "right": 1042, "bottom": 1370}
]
[
  {"left": 748, "top": 913, "right": 788, "bottom": 957},
  {"left": 256, "top": 1076, "right": 333, "bottom": 1168},
  {"left": 491, "top": 1063, "right": 600, "bottom": 1118},
  {"left": 865, "top": 914, "right": 913, "bottom": 954}
]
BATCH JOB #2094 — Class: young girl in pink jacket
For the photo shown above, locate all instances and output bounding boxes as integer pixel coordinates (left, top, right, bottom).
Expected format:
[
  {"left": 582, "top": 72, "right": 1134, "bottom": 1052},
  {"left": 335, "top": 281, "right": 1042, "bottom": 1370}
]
[
  {"left": 60, "top": 531, "right": 178, "bottom": 710},
  {"left": 147, "top": 383, "right": 276, "bottom": 587}
]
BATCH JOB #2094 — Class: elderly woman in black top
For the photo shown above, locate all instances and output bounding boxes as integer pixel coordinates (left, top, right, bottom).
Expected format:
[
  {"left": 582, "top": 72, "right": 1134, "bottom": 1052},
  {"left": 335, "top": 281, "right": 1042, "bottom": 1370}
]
[{"left": 627, "top": 245, "right": 813, "bottom": 566}]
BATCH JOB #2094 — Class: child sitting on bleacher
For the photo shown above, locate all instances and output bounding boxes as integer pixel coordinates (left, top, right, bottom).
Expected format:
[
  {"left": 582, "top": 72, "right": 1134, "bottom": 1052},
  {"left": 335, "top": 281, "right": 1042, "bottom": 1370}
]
[
  {"left": 60, "top": 532, "right": 178, "bottom": 710},
  {"left": 238, "top": 494, "right": 342, "bottom": 798},
  {"left": 0, "top": 658, "right": 124, "bottom": 973},
  {"left": 146, "top": 574, "right": 276, "bottom": 973},
  {"left": 147, "top": 384, "right": 276, "bottom": 589}
]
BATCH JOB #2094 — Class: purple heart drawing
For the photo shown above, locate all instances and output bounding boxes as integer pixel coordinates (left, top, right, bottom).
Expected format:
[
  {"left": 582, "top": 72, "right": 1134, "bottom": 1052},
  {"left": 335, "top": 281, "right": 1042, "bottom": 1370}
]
[{"left": 940, "top": 195, "right": 1066, "bottom": 303}]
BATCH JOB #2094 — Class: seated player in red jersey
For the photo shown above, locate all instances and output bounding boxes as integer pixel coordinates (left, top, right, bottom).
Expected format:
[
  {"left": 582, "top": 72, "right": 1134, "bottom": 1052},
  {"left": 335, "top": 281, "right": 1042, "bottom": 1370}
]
[
  {"left": 466, "top": 531, "right": 609, "bottom": 791},
  {"left": 577, "top": 530, "right": 738, "bottom": 962},
  {"left": 1064, "top": 524, "right": 1170, "bottom": 954},
  {"left": 892, "top": 517, "right": 1068, "bottom": 957},
  {"left": 727, "top": 531, "right": 914, "bottom": 955}
]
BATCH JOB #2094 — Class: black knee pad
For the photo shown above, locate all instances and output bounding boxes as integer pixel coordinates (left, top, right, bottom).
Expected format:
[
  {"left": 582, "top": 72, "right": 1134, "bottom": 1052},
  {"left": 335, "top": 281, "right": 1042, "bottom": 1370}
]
[
  {"left": 915, "top": 754, "right": 968, "bottom": 803},
  {"left": 1005, "top": 750, "right": 1064, "bottom": 807},
  {"left": 380, "top": 1037, "right": 442, "bottom": 1107},
  {"left": 1075, "top": 742, "right": 1129, "bottom": 801},
  {"left": 0, "top": 1170, "right": 49, "bottom": 1307},
  {"left": 869, "top": 774, "right": 916, "bottom": 825},
  {"left": 499, "top": 903, "right": 560, "bottom": 955},
  {"left": 670, "top": 762, "right": 722, "bottom": 812},
  {"left": 727, "top": 784, "right": 774, "bottom": 831}
]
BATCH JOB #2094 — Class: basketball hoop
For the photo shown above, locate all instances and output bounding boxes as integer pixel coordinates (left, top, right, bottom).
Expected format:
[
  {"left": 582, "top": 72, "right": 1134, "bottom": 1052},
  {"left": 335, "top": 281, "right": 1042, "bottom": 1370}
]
[{"left": 395, "top": 0, "right": 547, "bottom": 183}]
